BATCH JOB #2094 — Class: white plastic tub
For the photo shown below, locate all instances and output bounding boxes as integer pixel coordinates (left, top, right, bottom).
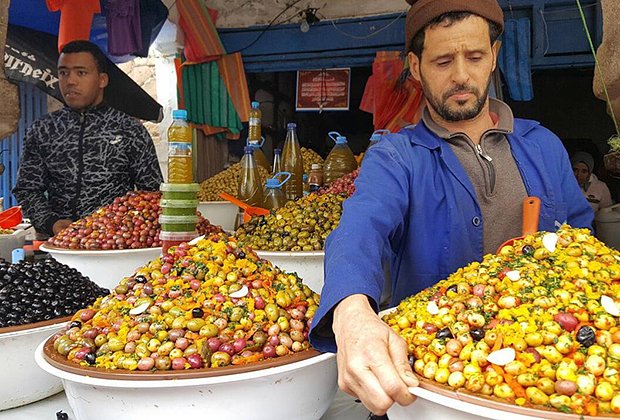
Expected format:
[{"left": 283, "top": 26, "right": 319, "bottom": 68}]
[
  {"left": 0, "top": 228, "right": 28, "bottom": 262},
  {"left": 197, "top": 201, "right": 238, "bottom": 231},
  {"left": 39, "top": 244, "right": 162, "bottom": 290},
  {"left": 255, "top": 250, "right": 324, "bottom": 293},
  {"left": 0, "top": 318, "right": 68, "bottom": 410},
  {"left": 36, "top": 341, "right": 337, "bottom": 420}
]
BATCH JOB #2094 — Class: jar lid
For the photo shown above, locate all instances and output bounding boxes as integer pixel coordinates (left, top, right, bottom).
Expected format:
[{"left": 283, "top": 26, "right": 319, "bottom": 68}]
[
  {"left": 160, "top": 199, "right": 198, "bottom": 208},
  {"left": 159, "top": 215, "right": 199, "bottom": 224},
  {"left": 159, "top": 231, "right": 199, "bottom": 241},
  {"left": 311, "top": 163, "right": 322, "bottom": 170},
  {"left": 172, "top": 109, "right": 187, "bottom": 120},
  {"left": 160, "top": 183, "right": 200, "bottom": 192}
]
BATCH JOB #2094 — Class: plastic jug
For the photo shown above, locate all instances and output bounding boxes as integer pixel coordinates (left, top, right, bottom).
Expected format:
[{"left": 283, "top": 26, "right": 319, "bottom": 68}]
[
  {"left": 248, "top": 101, "right": 262, "bottom": 142},
  {"left": 167, "top": 109, "right": 193, "bottom": 183},
  {"left": 595, "top": 203, "right": 620, "bottom": 250},
  {"left": 362, "top": 129, "right": 391, "bottom": 163},
  {"left": 323, "top": 131, "right": 358, "bottom": 185},
  {"left": 237, "top": 146, "right": 264, "bottom": 207},
  {"left": 263, "top": 172, "right": 291, "bottom": 210},
  {"left": 247, "top": 136, "right": 270, "bottom": 172},
  {"left": 281, "top": 123, "right": 304, "bottom": 200}
]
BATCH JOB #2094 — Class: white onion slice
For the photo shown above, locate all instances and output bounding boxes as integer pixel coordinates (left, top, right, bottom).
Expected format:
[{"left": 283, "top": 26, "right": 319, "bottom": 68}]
[
  {"left": 505, "top": 270, "right": 521, "bottom": 281},
  {"left": 426, "top": 301, "right": 439, "bottom": 315},
  {"left": 229, "top": 285, "right": 249, "bottom": 298},
  {"left": 542, "top": 233, "right": 558, "bottom": 253},
  {"left": 129, "top": 301, "right": 151, "bottom": 315},
  {"left": 188, "top": 235, "right": 205, "bottom": 246},
  {"left": 601, "top": 295, "right": 620, "bottom": 317},
  {"left": 487, "top": 348, "right": 516, "bottom": 366}
]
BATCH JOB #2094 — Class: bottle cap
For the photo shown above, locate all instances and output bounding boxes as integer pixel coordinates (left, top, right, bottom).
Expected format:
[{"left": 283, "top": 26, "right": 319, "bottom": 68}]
[
  {"left": 287, "top": 123, "right": 297, "bottom": 130},
  {"left": 274, "top": 148, "right": 281, "bottom": 154},
  {"left": 328, "top": 131, "right": 347, "bottom": 144},
  {"left": 172, "top": 109, "right": 187, "bottom": 120},
  {"left": 244, "top": 146, "right": 254, "bottom": 154},
  {"left": 311, "top": 163, "right": 322, "bottom": 170},
  {"left": 265, "top": 178, "right": 280, "bottom": 188},
  {"left": 303, "top": 174, "right": 308, "bottom": 181},
  {"left": 251, "top": 101, "right": 260, "bottom": 108},
  {"left": 265, "top": 172, "right": 291, "bottom": 188},
  {"left": 370, "top": 129, "right": 391, "bottom": 142}
]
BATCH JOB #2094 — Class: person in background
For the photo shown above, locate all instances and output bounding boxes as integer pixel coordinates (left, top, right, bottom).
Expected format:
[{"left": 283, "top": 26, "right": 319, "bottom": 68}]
[
  {"left": 309, "top": 0, "right": 593, "bottom": 417},
  {"left": 571, "top": 151, "right": 613, "bottom": 212},
  {"left": 13, "top": 40, "right": 162, "bottom": 237}
]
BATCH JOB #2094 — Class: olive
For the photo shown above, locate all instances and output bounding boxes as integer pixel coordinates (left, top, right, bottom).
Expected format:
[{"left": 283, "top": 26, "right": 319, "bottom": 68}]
[
  {"left": 522, "top": 245, "right": 535, "bottom": 256},
  {"left": 69, "top": 320, "right": 82, "bottom": 329},
  {"left": 470, "top": 328, "right": 485, "bottom": 341},
  {"left": 56, "top": 411, "right": 69, "bottom": 420},
  {"left": 134, "top": 275, "right": 147, "bottom": 283},
  {"left": 408, "top": 355, "right": 415, "bottom": 368},
  {"left": 576, "top": 325, "right": 595, "bottom": 347},
  {"left": 84, "top": 352, "right": 97, "bottom": 365},
  {"left": 436, "top": 328, "right": 453, "bottom": 339},
  {"left": 446, "top": 284, "right": 458, "bottom": 294},
  {"left": 192, "top": 308, "right": 204, "bottom": 318}
]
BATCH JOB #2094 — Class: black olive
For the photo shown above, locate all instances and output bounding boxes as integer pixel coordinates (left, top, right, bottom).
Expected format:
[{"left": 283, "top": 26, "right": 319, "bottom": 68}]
[
  {"left": 84, "top": 352, "right": 97, "bottom": 365},
  {"left": 237, "top": 251, "right": 246, "bottom": 259},
  {"left": 436, "top": 327, "right": 453, "bottom": 339},
  {"left": 470, "top": 328, "right": 485, "bottom": 341},
  {"left": 446, "top": 284, "right": 458, "bottom": 294},
  {"left": 576, "top": 326, "right": 596, "bottom": 347},
  {"left": 192, "top": 308, "right": 204, "bottom": 318},
  {"left": 522, "top": 245, "right": 535, "bottom": 256},
  {"left": 408, "top": 355, "right": 415, "bottom": 368},
  {"left": 134, "top": 275, "right": 147, "bottom": 283},
  {"left": 56, "top": 410, "right": 69, "bottom": 420}
]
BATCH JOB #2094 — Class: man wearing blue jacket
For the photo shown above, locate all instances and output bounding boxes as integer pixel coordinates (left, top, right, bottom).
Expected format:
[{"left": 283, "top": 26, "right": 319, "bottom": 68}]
[{"left": 309, "top": 0, "right": 593, "bottom": 416}]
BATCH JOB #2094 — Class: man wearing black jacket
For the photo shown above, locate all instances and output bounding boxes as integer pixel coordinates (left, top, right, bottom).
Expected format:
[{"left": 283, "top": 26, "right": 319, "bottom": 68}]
[{"left": 13, "top": 41, "right": 162, "bottom": 236}]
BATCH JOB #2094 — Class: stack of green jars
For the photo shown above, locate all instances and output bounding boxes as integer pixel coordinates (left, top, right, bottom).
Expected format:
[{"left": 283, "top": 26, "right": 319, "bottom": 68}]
[{"left": 159, "top": 183, "right": 200, "bottom": 252}]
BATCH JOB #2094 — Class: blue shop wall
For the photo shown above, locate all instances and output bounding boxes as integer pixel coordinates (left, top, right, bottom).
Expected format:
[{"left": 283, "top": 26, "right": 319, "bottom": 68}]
[{"left": 218, "top": 0, "right": 601, "bottom": 73}]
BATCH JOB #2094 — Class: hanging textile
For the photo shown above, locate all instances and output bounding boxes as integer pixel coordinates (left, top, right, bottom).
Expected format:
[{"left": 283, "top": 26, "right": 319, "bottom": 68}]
[
  {"left": 360, "top": 51, "right": 424, "bottom": 132},
  {"left": 105, "top": 0, "right": 142, "bottom": 56},
  {"left": 176, "top": 0, "right": 226, "bottom": 63},
  {"left": 498, "top": 18, "right": 534, "bottom": 101},
  {"left": 46, "top": 0, "right": 101, "bottom": 52},
  {"left": 135, "top": 0, "right": 169, "bottom": 57},
  {"left": 177, "top": 52, "right": 250, "bottom": 139}
]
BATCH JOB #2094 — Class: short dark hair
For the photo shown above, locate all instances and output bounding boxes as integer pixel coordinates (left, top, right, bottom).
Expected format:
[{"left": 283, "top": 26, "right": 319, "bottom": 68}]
[
  {"left": 409, "top": 12, "right": 502, "bottom": 58},
  {"left": 60, "top": 40, "right": 108, "bottom": 74}
]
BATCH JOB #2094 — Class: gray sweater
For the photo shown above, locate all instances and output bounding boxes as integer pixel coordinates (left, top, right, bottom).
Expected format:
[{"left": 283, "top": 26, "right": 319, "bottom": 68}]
[{"left": 422, "top": 99, "right": 528, "bottom": 255}]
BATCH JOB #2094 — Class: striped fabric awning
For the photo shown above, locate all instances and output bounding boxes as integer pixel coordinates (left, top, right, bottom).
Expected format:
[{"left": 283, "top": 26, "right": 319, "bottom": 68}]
[{"left": 177, "top": 0, "right": 225, "bottom": 63}]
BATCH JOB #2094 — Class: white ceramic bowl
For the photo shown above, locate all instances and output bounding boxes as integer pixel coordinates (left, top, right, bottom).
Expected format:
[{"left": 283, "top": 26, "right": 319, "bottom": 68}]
[
  {"left": 255, "top": 250, "right": 324, "bottom": 293},
  {"left": 39, "top": 244, "right": 162, "bottom": 291},
  {"left": 36, "top": 341, "right": 337, "bottom": 420},
  {"left": 197, "top": 201, "right": 238, "bottom": 231},
  {"left": 0, "top": 318, "right": 69, "bottom": 410}
]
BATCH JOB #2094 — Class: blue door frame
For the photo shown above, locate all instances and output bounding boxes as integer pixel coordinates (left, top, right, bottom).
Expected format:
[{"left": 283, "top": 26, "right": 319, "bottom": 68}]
[
  {"left": 1, "top": 83, "right": 47, "bottom": 208},
  {"left": 218, "top": 0, "right": 601, "bottom": 73}
]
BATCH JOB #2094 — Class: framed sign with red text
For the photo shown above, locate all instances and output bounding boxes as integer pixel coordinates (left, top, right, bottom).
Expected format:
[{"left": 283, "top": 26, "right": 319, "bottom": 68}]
[{"left": 296, "top": 68, "right": 350, "bottom": 111}]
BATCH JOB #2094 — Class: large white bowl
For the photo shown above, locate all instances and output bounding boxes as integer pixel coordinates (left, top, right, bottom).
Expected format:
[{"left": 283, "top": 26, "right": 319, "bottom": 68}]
[
  {"left": 197, "top": 201, "right": 238, "bottom": 231},
  {"left": 0, "top": 318, "right": 68, "bottom": 410},
  {"left": 39, "top": 244, "right": 162, "bottom": 291},
  {"left": 255, "top": 250, "right": 324, "bottom": 293},
  {"left": 36, "top": 341, "right": 337, "bottom": 420}
]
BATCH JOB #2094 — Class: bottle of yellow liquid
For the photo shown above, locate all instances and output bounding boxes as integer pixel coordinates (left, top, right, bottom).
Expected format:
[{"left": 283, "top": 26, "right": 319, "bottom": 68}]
[
  {"left": 323, "top": 131, "right": 358, "bottom": 185},
  {"left": 272, "top": 148, "right": 282, "bottom": 175},
  {"left": 167, "top": 109, "right": 193, "bottom": 183},
  {"left": 247, "top": 137, "right": 270, "bottom": 172},
  {"left": 238, "top": 146, "right": 264, "bottom": 207},
  {"left": 263, "top": 172, "right": 291, "bottom": 210},
  {"left": 248, "top": 101, "right": 262, "bottom": 142},
  {"left": 281, "top": 123, "right": 304, "bottom": 200}
]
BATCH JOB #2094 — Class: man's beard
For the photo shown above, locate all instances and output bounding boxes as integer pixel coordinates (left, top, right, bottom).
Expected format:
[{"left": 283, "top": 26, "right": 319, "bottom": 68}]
[{"left": 421, "top": 72, "right": 491, "bottom": 122}]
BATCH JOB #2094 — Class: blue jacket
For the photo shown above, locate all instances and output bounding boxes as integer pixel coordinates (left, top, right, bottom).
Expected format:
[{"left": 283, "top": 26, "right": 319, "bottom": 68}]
[{"left": 309, "top": 118, "right": 593, "bottom": 352}]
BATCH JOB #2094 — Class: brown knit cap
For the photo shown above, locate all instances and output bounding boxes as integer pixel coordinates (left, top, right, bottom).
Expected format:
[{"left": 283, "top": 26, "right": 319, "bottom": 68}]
[{"left": 405, "top": 0, "right": 504, "bottom": 52}]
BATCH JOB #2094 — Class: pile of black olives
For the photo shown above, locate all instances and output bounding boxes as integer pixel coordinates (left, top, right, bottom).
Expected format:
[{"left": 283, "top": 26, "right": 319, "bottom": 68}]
[
  {"left": 235, "top": 193, "right": 345, "bottom": 251},
  {"left": 0, "top": 259, "right": 108, "bottom": 328}
]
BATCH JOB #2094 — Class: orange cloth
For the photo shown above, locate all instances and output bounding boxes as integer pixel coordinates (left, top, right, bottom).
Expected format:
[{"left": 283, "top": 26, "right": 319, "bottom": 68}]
[
  {"left": 46, "top": 0, "right": 101, "bottom": 52},
  {"left": 360, "top": 51, "right": 424, "bottom": 132},
  {"left": 177, "top": 0, "right": 225, "bottom": 63}
]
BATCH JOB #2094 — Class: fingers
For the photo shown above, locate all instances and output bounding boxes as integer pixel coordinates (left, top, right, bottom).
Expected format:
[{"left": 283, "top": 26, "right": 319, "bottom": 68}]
[
  {"left": 369, "top": 338, "right": 417, "bottom": 409},
  {"left": 388, "top": 332, "right": 419, "bottom": 388}
]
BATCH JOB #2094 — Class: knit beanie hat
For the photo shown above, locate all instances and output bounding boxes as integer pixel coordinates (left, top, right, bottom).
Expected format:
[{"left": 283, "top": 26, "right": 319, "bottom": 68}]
[
  {"left": 571, "top": 151, "right": 595, "bottom": 173},
  {"left": 405, "top": 0, "right": 505, "bottom": 52}
]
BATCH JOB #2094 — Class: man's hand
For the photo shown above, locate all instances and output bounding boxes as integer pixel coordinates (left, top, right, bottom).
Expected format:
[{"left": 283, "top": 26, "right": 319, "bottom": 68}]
[
  {"left": 333, "top": 294, "right": 418, "bottom": 415},
  {"left": 52, "top": 219, "right": 72, "bottom": 235}
]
